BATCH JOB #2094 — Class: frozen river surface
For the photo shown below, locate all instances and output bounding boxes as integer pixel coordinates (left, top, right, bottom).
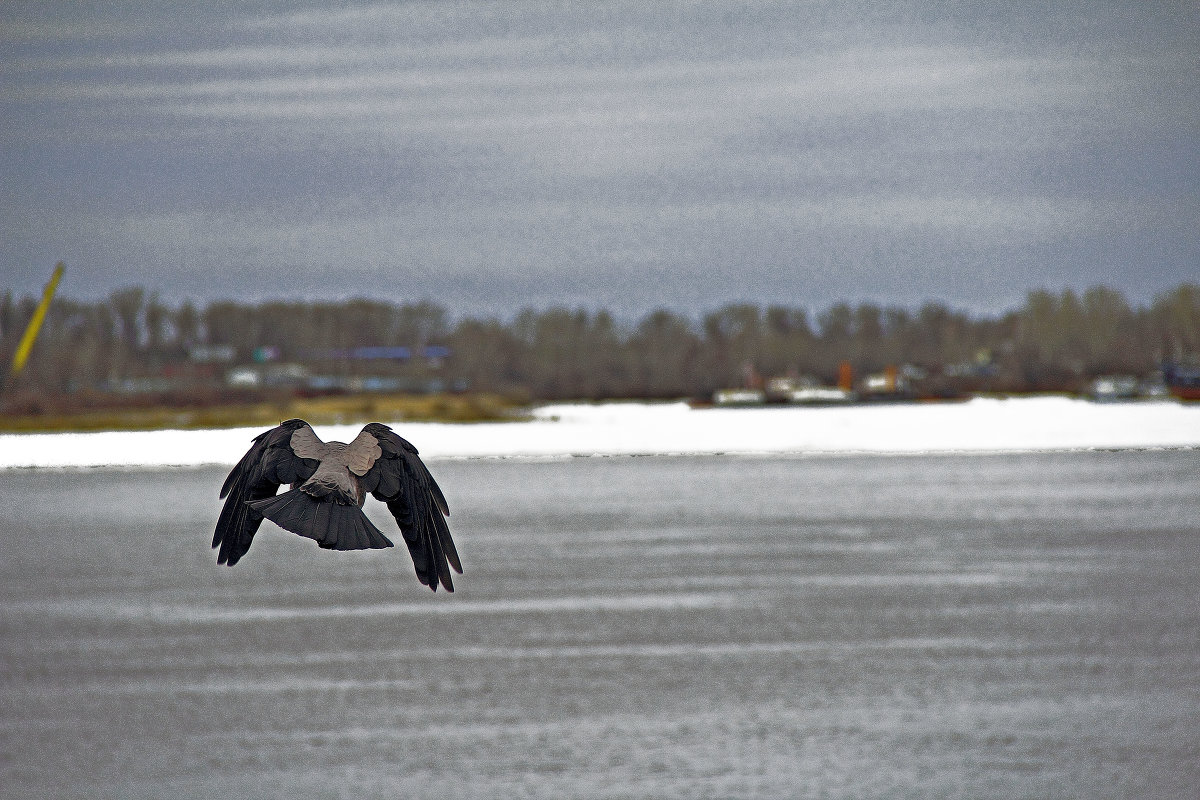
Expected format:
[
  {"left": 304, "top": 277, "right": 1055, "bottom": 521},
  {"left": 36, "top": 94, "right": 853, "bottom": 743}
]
[{"left": 2, "top": 450, "right": 1199, "bottom": 798}]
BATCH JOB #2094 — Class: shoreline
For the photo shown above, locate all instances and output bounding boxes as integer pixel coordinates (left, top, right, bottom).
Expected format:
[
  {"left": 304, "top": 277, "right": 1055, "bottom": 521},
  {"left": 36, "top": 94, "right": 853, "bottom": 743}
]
[
  {"left": 0, "top": 391, "right": 524, "bottom": 434},
  {"left": 3, "top": 395, "right": 1198, "bottom": 470}
]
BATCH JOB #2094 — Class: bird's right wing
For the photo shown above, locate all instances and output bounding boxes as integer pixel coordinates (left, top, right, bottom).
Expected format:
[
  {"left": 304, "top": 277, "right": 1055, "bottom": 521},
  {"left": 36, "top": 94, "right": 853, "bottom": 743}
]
[
  {"left": 356, "top": 423, "right": 460, "bottom": 591},
  {"left": 213, "top": 419, "right": 321, "bottom": 565}
]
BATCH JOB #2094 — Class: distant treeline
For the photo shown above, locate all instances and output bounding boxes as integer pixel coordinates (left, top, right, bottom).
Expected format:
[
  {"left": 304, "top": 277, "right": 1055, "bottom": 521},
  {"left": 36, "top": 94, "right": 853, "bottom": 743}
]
[{"left": 2, "top": 283, "right": 1198, "bottom": 403}]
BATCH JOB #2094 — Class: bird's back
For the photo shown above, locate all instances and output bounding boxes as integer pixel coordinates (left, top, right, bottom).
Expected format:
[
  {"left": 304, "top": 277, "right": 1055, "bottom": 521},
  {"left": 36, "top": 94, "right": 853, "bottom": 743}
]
[{"left": 299, "top": 441, "right": 362, "bottom": 505}]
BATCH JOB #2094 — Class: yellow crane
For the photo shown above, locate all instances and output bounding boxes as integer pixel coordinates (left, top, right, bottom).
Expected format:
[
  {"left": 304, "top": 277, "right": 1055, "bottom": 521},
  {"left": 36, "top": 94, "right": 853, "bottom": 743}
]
[{"left": 4, "top": 262, "right": 65, "bottom": 391}]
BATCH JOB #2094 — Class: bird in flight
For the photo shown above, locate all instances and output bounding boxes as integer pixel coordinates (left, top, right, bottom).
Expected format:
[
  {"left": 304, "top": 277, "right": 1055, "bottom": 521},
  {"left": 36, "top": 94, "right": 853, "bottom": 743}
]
[{"left": 213, "top": 419, "right": 461, "bottom": 591}]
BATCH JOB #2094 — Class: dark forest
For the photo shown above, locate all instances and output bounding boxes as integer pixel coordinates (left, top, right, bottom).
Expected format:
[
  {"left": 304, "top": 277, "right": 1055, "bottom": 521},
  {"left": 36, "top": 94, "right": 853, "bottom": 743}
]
[{"left": 2, "top": 284, "right": 1198, "bottom": 410}]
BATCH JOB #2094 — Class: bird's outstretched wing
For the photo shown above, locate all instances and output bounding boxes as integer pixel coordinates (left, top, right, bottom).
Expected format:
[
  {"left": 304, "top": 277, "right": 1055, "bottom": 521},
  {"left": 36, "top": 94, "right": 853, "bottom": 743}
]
[
  {"left": 213, "top": 419, "right": 320, "bottom": 565},
  {"left": 356, "top": 422, "right": 461, "bottom": 591}
]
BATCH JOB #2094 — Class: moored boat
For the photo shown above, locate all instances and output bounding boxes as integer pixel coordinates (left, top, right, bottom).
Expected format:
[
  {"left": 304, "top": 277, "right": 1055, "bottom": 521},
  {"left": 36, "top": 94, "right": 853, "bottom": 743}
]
[{"left": 1163, "top": 362, "right": 1200, "bottom": 401}]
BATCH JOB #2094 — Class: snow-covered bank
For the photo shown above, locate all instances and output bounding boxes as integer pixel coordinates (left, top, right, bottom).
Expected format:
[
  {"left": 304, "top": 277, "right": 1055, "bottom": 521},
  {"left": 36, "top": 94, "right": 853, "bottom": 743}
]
[{"left": 1, "top": 396, "right": 1198, "bottom": 469}]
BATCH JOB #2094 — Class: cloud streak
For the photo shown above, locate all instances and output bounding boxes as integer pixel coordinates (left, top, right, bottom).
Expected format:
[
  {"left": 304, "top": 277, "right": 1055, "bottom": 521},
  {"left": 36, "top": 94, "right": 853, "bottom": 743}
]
[{"left": 1, "top": 1, "right": 1197, "bottom": 314}]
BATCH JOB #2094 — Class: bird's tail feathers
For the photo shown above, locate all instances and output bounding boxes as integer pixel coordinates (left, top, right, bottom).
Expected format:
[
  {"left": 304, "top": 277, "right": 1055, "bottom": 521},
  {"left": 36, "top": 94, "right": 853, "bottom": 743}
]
[{"left": 248, "top": 490, "right": 393, "bottom": 551}]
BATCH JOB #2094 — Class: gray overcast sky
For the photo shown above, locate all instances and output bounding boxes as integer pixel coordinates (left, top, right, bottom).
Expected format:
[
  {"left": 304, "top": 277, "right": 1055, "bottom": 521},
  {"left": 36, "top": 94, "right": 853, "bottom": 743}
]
[{"left": 2, "top": 1, "right": 1197, "bottom": 317}]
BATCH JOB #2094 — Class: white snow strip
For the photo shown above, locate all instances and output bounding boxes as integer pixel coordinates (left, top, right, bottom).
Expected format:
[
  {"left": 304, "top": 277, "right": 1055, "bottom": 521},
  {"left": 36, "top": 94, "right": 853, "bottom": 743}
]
[{"left": 0, "top": 396, "right": 1197, "bottom": 469}]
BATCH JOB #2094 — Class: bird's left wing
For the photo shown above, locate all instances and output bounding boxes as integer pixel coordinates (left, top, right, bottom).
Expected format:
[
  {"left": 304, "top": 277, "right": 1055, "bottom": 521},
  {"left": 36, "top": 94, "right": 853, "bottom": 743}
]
[
  {"left": 355, "top": 423, "right": 461, "bottom": 591},
  {"left": 213, "top": 419, "right": 321, "bottom": 565}
]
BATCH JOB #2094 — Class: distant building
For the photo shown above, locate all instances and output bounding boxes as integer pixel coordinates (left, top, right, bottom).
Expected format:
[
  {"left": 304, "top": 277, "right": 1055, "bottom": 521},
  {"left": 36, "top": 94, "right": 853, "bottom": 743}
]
[
  {"left": 188, "top": 345, "right": 236, "bottom": 363},
  {"left": 225, "top": 367, "right": 261, "bottom": 388},
  {"left": 713, "top": 388, "right": 765, "bottom": 406},
  {"left": 1086, "top": 375, "right": 1139, "bottom": 402}
]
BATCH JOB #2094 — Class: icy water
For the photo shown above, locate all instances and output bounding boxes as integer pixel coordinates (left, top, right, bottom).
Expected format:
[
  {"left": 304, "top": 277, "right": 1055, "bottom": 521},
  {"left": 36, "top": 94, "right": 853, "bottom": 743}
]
[{"left": 2, "top": 451, "right": 1199, "bottom": 799}]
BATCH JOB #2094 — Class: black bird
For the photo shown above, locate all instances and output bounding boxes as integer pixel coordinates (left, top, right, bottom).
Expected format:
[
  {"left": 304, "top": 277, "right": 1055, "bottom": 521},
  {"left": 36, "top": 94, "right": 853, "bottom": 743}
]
[{"left": 213, "top": 419, "right": 461, "bottom": 591}]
